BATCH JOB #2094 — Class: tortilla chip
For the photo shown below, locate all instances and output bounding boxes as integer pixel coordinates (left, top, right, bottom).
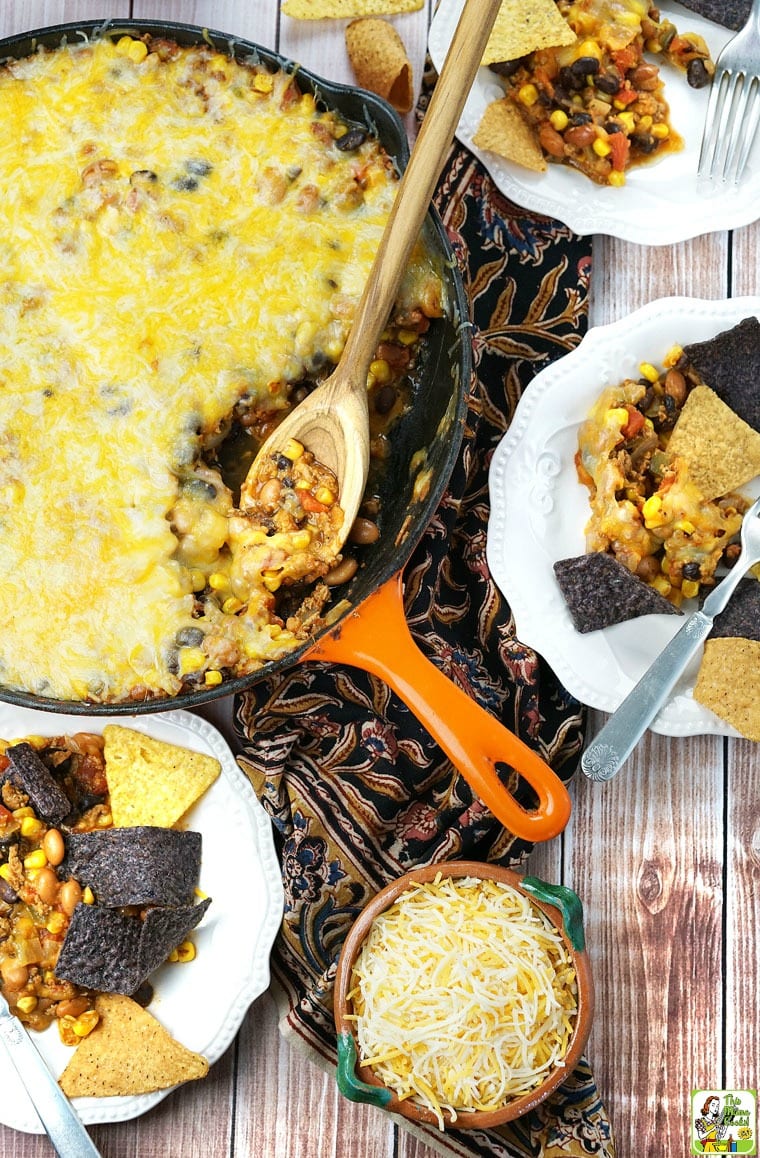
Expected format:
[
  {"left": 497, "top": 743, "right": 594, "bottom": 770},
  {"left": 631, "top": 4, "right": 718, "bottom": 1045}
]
[
  {"left": 709, "top": 579, "right": 760, "bottom": 642},
  {"left": 554, "top": 552, "right": 681, "bottom": 633},
  {"left": 683, "top": 316, "right": 760, "bottom": 433},
  {"left": 283, "top": 0, "right": 422, "bottom": 17},
  {"left": 345, "top": 18, "right": 413, "bottom": 113},
  {"left": 61, "top": 827, "right": 201, "bottom": 908},
  {"left": 694, "top": 638, "right": 760, "bottom": 740},
  {"left": 1, "top": 743, "right": 70, "bottom": 825},
  {"left": 103, "top": 724, "right": 220, "bottom": 829},
  {"left": 666, "top": 385, "right": 760, "bottom": 500},
  {"left": 59, "top": 994, "right": 208, "bottom": 1098},
  {"left": 473, "top": 98, "right": 546, "bottom": 172},
  {"left": 482, "top": 0, "right": 576, "bottom": 66},
  {"left": 54, "top": 897, "right": 212, "bottom": 995},
  {"left": 672, "top": 0, "right": 750, "bottom": 31}
]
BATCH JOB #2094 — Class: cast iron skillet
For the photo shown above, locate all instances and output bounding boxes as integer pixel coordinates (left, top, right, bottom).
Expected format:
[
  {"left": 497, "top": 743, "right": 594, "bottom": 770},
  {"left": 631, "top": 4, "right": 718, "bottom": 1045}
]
[{"left": 0, "top": 19, "right": 571, "bottom": 843}]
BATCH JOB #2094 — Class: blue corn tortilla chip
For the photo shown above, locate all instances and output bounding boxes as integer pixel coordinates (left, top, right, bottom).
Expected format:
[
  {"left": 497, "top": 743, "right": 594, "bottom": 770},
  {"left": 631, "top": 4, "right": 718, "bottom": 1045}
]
[
  {"left": 554, "top": 552, "right": 682, "bottom": 633},
  {"left": 60, "top": 828, "right": 201, "bottom": 908},
  {"left": 708, "top": 578, "right": 760, "bottom": 641},
  {"left": 682, "top": 316, "right": 760, "bottom": 432},
  {"left": 54, "top": 897, "right": 212, "bottom": 995},
  {"left": 2, "top": 742, "right": 71, "bottom": 825},
  {"left": 673, "top": 0, "right": 751, "bottom": 30}
]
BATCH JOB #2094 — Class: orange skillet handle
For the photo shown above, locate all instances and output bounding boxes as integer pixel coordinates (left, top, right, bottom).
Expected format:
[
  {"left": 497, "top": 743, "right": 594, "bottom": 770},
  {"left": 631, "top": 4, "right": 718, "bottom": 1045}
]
[{"left": 305, "top": 573, "right": 572, "bottom": 843}]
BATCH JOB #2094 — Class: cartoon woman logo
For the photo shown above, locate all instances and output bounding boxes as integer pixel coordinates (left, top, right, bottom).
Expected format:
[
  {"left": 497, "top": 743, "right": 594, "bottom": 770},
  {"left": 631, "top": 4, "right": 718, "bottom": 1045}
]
[{"left": 695, "top": 1096, "right": 728, "bottom": 1152}]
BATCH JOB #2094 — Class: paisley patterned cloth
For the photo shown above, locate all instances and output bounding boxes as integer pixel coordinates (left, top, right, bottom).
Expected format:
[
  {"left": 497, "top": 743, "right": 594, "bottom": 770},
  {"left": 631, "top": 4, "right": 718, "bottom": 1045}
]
[{"left": 233, "top": 63, "right": 614, "bottom": 1158}]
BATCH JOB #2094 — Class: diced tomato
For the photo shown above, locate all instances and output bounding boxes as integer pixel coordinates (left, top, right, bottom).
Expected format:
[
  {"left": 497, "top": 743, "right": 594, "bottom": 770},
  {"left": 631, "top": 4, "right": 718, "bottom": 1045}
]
[
  {"left": 612, "top": 46, "right": 640, "bottom": 74},
  {"left": 621, "top": 405, "right": 645, "bottom": 439},
  {"left": 613, "top": 86, "right": 638, "bottom": 107},
  {"left": 300, "top": 492, "right": 328, "bottom": 513},
  {"left": 609, "top": 132, "right": 630, "bottom": 172}
]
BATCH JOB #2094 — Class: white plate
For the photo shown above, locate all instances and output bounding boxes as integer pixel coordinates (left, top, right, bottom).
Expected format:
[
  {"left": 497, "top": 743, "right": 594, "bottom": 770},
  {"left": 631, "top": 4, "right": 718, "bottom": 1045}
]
[
  {"left": 428, "top": 0, "right": 757, "bottom": 244},
  {"left": 486, "top": 296, "right": 760, "bottom": 736},
  {"left": 0, "top": 706, "right": 284, "bottom": 1133}
]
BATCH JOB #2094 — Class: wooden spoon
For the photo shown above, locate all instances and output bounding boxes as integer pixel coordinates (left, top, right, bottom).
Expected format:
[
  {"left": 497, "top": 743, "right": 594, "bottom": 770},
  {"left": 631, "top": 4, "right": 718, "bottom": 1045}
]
[{"left": 240, "top": 0, "right": 503, "bottom": 546}]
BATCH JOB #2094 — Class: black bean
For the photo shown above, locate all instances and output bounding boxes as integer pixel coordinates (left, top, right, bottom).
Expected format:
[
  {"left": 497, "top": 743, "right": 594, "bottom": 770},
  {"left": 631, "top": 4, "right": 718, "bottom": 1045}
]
[
  {"left": 568, "top": 111, "right": 593, "bottom": 126},
  {"left": 275, "top": 453, "right": 291, "bottom": 472},
  {"left": 630, "top": 132, "right": 658, "bottom": 154},
  {"left": 605, "top": 122, "right": 623, "bottom": 134},
  {"left": 0, "top": 879, "right": 18, "bottom": 904},
  {"left": 374, "top": 385, "right": 397, "bottom": 415},
  {"left": 172, "top": 175, "right": 199, "bottom": 192},
  {"left": 682, "top": 562, "right": 701, "bottom": 580},
  {"left": 186, "top": 158, "right": 212, "bottom": 176},
  {"left": 687, "top": 58, "right": 710, "bottom": 89},
  {"left": 571, "top": 56, "right": 600, "bottom": 78},
  {"left": 595, "top": 69, "right": 621, "bottom": 95},
  {"left": 559, "top": 66, "right": 585, "bottom": 92},
  {"left": 335, "top": 128, "right": 367, "bottom": 152},
  {"left": 132, "top": 981, "right": 154, "bottom": 1007},
  {"left": 183, "top": 478, "right": 217, "bottom": 501},
  {"left": 176, "top": 626, "right": 205, "bottom": 648},
  {"left": 488, "top": 58, "right": 523, "bottom": 77}
]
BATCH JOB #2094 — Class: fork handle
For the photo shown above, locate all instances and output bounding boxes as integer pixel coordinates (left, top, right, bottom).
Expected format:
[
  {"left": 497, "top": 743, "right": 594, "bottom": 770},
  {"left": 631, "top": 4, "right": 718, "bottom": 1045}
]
[{"left": 581, "top": 611, "right": 712, "bottom": 781}]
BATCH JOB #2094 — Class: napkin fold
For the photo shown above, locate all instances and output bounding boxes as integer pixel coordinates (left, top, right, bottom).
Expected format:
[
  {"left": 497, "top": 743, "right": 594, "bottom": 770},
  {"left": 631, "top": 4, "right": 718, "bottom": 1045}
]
[{"left": 233, "top": 59, "right": 613, "bottom": 1158}]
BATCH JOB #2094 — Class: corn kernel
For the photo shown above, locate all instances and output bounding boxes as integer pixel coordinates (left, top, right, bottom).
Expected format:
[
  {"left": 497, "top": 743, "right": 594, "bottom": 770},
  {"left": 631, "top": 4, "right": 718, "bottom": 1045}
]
[
  {"left": 190, "top": 569, "right": 207, "bottom": 592},
  {"left": 639, "top": 115, "right": 653, "bottom": 130},
  {"left": 618, "top": 111, "right": 636, "bottom": 133},
  {"left": 593, "top": 138, "right": 611, "bottom": 157},
  {"left": 20, "top": 816, "right": 44, "bottom": 838},
  {"left": 24, "top": 849, "right": 47, "bottom": 870},
  {"left": 518, "top": 83, "right": 539, "bottom": 107},
  {"left": 0, "top": 864, "right": 12, "bottom": 882},
  {"left": 168, "top": 948, "right": 180, "bottom": 963},
  {"left": 13, "top": 807, "right": 34, "bottom": 818},
  {"left": 613, "top": 99, "right": 627, "bottom": 110},
  {"left": 204, "top": 670, "right": 223, "bottom": 687},
  {"left": 252, "top": 72, "right": 274, "bottom": 94},
  {"left": 294, "top": 479, "right": 311, "bottom": 491},
  {"left": 179, "top": 647, "right": 206, "bottom": 675},
  {"left": 607, "top": 170, "right": 626, "bottom": 187},
  {"left": 127, "top": 40, "right": 148, "bottom": 63},
  {"left": 16, "top": 996, "right": 37, "bottom": 1014},
  {"left": 291, "top": 530, "right": 311, "bottom": 550},
  {"left": 652, "top": 574, "right": 672, "bottom": 597},
  {"left": 208, "top": 572, "right": 229, "bottom": 591},
  {"left": 82, "top": 887, "right": 95, "bottom": 905},
  {"left": 607, "top": 407, "right": 630, "bottom": 426},
  {"left": 642, "top": 495, "right": 667, "bottom": 528},
  {"left": 176, "top": 940, "right": 196, "bottom": 964},
  {"left": 314, "top": 486, "right": 335, "bottom": 505},
  {"left": 675, "top": 519, "right": 695, "bottom": 534},
  {"left": 222, "top": 596, "right": 244, "bottom": 614},
  {"left": 664, "top": 345, "right": 683, "bottom": 367},
  {"left": 72, "top": 1011, "right": 99, "bottom": 1038},
  {"left": 369, "top": 358, "right": 392, "bottom": 385},
  {"left": 262, "top": 570, "right": 282, "bottom": 593},
  {"left": 681, "top": 579, "right": 700, "bottom": 599},
  {"left": 645, "top": 37, "right": 663, "bottom": 53},
  {"left": 639, "top": 362, "right": 660, "bottom": 383},
  {"left": 97, "top": 811, "right": 112, "bottom": 827},
  {"left": 46, "top": 912, "right": 67, "bottom": 935},
  {"left": 194, "top": 886, "right": 209, "bottom": 899},
  {"left": 651, "top": 122, "right": 669, "bottom": 140},
  {"left": 549, "top": 109, "right": 569, "bottom": 131},
  {"left": 578, "top": 39, "right": 603, "bottom": 60},
  {"left": 282, "top": 438, "right": 304, "bottom": 461},
  {"left": 397, "top": 329, "right": 417, "bottom": 346}
]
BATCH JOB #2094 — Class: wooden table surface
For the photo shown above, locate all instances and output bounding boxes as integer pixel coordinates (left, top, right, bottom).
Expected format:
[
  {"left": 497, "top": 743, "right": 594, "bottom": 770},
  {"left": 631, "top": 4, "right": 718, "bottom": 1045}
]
[{"left": 1, "top": 2, "right": 757, "bottom": 1156}]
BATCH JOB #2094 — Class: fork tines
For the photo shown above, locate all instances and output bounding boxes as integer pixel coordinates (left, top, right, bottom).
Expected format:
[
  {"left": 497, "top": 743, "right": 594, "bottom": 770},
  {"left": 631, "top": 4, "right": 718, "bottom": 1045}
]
[{"left": 699, "top": 68, "right": 760, "bottom": 185}]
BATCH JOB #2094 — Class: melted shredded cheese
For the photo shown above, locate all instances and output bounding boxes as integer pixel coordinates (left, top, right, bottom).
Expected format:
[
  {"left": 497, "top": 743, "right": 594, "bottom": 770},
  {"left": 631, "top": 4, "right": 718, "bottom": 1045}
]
[
  {"left": 349, "top": 876, "right": 578, "bottom": 1129},
  {"left": 0, "top": 36, "right": 438, "bottom": 701}
]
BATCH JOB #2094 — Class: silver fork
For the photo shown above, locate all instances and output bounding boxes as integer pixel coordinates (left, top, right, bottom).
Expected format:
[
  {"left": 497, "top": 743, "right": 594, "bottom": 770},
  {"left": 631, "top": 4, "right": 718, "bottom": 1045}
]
[
  {"left": 581, "top": 494, "right": 760, "bottom": 782},
  {"left": 698, "top": 0, "right": 760, "bottom": 184}
]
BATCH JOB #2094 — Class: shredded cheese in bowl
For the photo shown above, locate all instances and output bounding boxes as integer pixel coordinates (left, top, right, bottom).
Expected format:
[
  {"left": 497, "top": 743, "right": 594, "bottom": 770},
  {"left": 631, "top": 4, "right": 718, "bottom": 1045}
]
[{"left": 347, "top": 875, "right": 578, "bottom": 1129}]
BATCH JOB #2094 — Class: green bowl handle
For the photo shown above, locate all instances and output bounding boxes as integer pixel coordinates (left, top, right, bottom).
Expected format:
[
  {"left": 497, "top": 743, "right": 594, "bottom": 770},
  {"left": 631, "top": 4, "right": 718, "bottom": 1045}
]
[
  {"left": 336, "top": 1031, "right": 393, "bottom": 1108},
  {"left": 521, "top": 876, "right": 586, "bottom": 951}
]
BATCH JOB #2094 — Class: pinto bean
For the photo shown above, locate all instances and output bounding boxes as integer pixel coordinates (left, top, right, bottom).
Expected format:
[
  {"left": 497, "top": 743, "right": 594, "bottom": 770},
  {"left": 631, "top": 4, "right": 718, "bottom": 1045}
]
[
  {"left": 324, "top": 557, "right": 359, "bottom": 586},
  {"left": 564, "top": 123, "right": 597, "bottom": 149},
  {"left": 538, "top": 123, "right": 566, "bottom": 158},
  {"left": 348, "top": 517, "right": 380, "bottom": 545}
]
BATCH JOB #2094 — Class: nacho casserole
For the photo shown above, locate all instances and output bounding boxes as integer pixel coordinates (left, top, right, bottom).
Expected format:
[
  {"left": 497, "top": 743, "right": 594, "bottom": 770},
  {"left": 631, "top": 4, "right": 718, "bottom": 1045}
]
[
  {"left": 0, "top": 33, "right": 442, "bottom": 703},
  {"left": 489, "top": 0, "right": 713, "bottom": 186}
]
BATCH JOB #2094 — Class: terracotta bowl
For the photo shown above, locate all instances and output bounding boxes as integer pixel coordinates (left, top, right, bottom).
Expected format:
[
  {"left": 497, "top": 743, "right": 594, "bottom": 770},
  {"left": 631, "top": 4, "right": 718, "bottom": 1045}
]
[{"left": 333, "top": 860, "right": 594, "bottom": 1131}]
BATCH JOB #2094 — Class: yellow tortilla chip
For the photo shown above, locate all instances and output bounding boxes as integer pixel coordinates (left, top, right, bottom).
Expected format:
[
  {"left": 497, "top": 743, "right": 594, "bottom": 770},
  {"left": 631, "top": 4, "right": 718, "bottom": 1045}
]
[
  {"left": 346, "top": 18, "right": 413, "bottom": 113},
  {"left": 482, "top": 0, "right": 576, "bottom": 66},
  {"left": 59, "top": 994, "right": 209, "bottom": 1098},
  {"left": 283, "top": 0, "right": 422, "bottom": 17},
  {"left": 103, "top": 725, "right": 220, "bottom": 829},
  {"left": 473, "top": 98, "right": 546, "bottom": 172},
  {"left": 694, "top": 638, "right": 760, "bottom": 741},
  {"left": 666, "top": 385, "right": 760, "bottom": 500}
]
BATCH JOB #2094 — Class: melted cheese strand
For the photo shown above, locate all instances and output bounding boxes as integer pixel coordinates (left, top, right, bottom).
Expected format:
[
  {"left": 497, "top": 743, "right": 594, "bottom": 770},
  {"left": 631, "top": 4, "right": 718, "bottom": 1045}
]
[{"left": 351, "top": 876, "right": 578, "bottom": 1129}]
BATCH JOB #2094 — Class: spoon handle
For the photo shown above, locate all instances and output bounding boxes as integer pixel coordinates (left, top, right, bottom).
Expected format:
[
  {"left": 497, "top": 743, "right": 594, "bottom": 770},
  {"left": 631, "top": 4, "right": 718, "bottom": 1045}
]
[
  {"left": 0, "top": 997, "right": 101, "bottom": 1156},
  {"left": 339, "top": 0, "right": 502, "bottom": 376},
  {"left": 580, "top": 610, "right": 712, "bottom": 781}
]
